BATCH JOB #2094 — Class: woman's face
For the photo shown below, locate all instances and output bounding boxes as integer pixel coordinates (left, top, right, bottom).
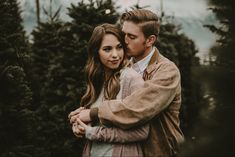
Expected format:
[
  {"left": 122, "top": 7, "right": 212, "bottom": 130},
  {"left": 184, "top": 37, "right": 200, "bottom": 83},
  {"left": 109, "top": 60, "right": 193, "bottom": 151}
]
[{"left": 99, "top": 34, "right": 124, "bottom": 71}]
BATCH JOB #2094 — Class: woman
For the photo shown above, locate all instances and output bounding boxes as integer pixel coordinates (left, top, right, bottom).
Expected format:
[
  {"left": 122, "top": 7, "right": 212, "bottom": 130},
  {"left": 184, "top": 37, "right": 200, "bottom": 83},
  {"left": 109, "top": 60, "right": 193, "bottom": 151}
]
[{"left": 69, "top": 23, "right": 149, "bottom": 157}]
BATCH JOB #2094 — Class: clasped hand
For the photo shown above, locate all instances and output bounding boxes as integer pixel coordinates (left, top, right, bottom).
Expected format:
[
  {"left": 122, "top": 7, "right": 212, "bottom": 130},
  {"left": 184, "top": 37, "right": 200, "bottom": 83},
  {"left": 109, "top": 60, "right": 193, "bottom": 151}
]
[{"left": 68, "top": 107, "right": 91, "bottom": 138}]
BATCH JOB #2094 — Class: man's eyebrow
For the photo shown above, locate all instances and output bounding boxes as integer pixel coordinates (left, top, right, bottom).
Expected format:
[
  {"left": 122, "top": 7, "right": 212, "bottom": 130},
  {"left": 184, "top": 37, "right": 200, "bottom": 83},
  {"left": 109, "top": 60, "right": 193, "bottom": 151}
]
[
  {"left": 126, "top": 33, "right": 134, "bottom": 35},
  {"left": 127, "top": 33, "right": 137, "bottom": 37}
]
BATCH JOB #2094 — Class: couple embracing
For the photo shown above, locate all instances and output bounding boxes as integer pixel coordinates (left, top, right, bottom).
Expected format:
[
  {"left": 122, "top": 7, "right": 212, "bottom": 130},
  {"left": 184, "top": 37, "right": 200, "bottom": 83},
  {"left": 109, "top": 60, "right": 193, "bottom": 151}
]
[{"left": 68, "top": 9, "right": 184, "bottom": 157}]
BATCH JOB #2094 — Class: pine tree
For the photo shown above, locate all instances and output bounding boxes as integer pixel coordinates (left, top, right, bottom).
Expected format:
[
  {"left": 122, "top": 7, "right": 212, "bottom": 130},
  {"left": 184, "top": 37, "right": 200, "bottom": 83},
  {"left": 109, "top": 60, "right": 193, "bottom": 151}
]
[
  {"left": 31, "top": 8, "right": 83, "bottom": 157},
  {"left": 30, "top": 0, "right": 120, "bottom": 156},
  {"left": 68, "top": 0, "right": 119, "bottom": 42},
  {"left": 179, "top": 1, "right": 235, "bottom": 156},
  {"left": 31, "top": 20, "right": 86, "bottom": 157},
  {"left": 0, "top": 0, "right": 41, "bottom": 156},
  {"left": 205, "top": 0, "right": 235, "bottom": 68}
]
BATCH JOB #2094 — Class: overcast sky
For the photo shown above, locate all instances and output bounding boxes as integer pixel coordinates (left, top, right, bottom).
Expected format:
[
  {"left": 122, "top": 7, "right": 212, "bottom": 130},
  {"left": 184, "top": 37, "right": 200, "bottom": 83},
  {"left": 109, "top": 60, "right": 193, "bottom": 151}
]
[
  {"left": 116, "top": 0, "right": 217, "bottom": 58},
  {"left": 20, "top": 0, "right": 218, "bottom": 59},
  {"left": 117, "top": 0, "right": 209, "bottom": 18}
]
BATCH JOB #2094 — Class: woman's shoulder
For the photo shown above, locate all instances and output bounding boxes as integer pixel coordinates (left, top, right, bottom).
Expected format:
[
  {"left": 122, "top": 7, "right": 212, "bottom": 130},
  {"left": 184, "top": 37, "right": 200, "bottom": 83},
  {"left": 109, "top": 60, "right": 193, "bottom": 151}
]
[{"left": 121, "top": 67, "right": 142, "bottom": 79}]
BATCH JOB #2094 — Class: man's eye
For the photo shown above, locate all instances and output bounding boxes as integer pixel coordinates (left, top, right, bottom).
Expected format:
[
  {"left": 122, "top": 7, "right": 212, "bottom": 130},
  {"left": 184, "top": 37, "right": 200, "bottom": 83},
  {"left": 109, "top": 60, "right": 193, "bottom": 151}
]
[{"left": 129, "top": 35, "right": 136, "bottom": 39}]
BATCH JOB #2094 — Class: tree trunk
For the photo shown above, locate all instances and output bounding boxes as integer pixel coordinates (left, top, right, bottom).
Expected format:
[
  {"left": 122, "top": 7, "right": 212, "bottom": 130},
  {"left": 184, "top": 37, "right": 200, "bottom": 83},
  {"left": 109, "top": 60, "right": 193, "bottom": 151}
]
[{"left": 35, "top": 0, "right": 40, "bottom": 23}]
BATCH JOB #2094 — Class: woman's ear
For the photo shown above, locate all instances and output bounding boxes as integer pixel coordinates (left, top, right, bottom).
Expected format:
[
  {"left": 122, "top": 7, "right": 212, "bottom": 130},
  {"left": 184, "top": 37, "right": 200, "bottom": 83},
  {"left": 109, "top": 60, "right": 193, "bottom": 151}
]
[{"left": 146, "top": 35, "right": 157, "bottom": 47}]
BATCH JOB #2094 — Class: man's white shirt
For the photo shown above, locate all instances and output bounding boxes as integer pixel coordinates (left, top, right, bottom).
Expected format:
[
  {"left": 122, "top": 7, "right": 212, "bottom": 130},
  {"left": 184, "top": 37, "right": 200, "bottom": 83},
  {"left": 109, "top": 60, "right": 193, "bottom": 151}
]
[{"left": 131, "top": 46, "right": 155, "bottom": 77}]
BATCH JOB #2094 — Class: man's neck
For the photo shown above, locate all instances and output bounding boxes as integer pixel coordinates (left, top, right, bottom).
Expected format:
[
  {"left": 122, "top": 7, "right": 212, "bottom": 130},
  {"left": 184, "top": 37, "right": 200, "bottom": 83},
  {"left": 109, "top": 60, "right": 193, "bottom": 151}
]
[
  {"left": 131, "top": 46, "right": 155, "bottom": 75},
  {"left": 134, "top": 46, "right": 152, "bottom": 62}
]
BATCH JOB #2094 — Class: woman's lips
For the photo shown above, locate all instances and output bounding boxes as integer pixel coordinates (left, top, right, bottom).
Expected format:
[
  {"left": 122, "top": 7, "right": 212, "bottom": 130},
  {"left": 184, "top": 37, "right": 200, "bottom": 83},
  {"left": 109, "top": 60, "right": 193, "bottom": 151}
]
[{"left": 110, "top": 60, "right": 119, "bottom": 64}]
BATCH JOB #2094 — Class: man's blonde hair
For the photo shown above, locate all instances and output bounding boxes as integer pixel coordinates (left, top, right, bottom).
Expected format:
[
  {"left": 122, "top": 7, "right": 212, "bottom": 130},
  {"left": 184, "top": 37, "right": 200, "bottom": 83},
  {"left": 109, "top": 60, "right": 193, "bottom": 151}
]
[{"left": 121, "top": 9, "right": 160, "bottom": 40}]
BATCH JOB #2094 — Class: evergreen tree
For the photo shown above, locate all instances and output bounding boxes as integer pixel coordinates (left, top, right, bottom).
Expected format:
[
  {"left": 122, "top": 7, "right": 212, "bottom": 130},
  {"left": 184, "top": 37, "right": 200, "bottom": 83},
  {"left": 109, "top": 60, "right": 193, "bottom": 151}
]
[
  {"left": 180, "top": 0, "right": 235, "bottom": 156},
  {"left": 0, "top": 0, "right": 42, "bottom": 156},
  {"left": 205, "top": 0, "right": 235, "bottom": 68},
  {"left": 68, "top": 0, "right": 119, "bottom": 42},
  {"left": 31, "top": 9, "right": 84, "bottom": 157},
  {"left": 30, "top": 0, "right": 120, "bottom": 156}
]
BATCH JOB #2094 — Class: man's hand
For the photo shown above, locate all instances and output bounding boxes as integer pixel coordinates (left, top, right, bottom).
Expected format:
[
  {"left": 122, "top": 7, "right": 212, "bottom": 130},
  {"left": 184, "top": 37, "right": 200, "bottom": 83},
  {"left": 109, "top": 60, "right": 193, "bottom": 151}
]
[
  {"left": 68, "top": 107, "right": 84, "bottom": 119},
  {"left": 68, "top": 107, "right": 84, "bottom": 124},
  {"left": 78, "top": 109, "right": 91, "bottom": 123},
  {"left": 70, "top": 114, "right": 79, "bottom": 124}
]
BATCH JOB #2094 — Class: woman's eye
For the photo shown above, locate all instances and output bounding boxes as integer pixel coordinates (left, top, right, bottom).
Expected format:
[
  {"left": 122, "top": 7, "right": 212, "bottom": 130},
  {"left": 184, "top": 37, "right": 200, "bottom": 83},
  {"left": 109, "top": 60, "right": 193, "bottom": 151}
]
[
  {"left": 103, "top": 47, "right": 111, "bottom": 52},
  {"left": 117, "top": 44, "right": 123, "bottom": 49}
]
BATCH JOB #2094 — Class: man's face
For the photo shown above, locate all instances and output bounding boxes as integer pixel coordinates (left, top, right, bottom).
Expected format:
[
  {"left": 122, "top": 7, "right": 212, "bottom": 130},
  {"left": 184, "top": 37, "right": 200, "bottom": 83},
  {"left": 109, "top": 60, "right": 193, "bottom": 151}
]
[{"left": 122, "top": 21, "right": 147, "bottom": 61}]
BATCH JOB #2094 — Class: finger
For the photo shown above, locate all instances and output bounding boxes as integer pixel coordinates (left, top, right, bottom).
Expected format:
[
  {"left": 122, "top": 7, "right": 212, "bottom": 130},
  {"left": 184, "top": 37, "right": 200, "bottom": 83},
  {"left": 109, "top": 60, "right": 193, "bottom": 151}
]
[
  {"left": 73, "top": 126, "right": 85, "bottom": 137},
  {"left": 74, "top": 133, "right": 83, "bottom": 138},
  {"left": 71, "top": 107, "right": 85, "bottom": 116},
  {"left": 73, "top": 125, "right": 81, "bottom": 134},
  {"left": 70, "top": 115, "right": 78, "bottom": 124},
  {"left": 78, "top": 125, "right": 85, "bottom": 133},
  {"left": 72, "top": 125, "right": 77, "bottom": 134},
  {"left": 77, "top": 118, "right": 87, "bottom": 128},
  {"left": 72, "top": 123, "right": 77, "bottom": 128},
  {"left": 68, "top": 107, "right": 85, "bottom": 119},
  {"left": 68, "top": 113, "right": 72, "bottom": 119},
  {"left": 68, "top": 111, "right": 76, "bottom": 119},
  {"left": 73, "top": 123, "right": 85, "bottom": 134},
  {"left": 73, "top": 130, "right": 83, "bottom": 138},
  {"left": 70, "top": 117, "right": 75, "bottom": 124},
  {"left": 68, "top": 111, "right": 78, "bottom": 119}
]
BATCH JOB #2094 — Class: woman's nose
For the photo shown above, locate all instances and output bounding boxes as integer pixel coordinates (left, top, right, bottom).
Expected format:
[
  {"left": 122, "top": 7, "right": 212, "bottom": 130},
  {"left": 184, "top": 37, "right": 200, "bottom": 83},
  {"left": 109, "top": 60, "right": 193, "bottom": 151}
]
[{"left": 111, "top": 49, "right": 118, "bottom": 58}]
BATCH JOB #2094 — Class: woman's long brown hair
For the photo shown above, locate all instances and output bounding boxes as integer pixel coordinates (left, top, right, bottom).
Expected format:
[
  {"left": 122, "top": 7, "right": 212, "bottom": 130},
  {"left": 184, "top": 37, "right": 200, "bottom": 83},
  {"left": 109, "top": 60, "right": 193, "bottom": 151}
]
[{"left": 80, "top": 23, "right": 128, "bottom": 108}]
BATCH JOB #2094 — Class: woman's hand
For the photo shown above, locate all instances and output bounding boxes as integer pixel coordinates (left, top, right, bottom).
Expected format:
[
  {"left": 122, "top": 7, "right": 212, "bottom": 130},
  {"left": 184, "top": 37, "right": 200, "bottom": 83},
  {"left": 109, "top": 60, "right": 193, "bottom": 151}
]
[
  {"left": 72, "top": 119, "right": 85, "bottom": 138},
  {"left": 77, "top": 118, "right": 89, "bottom": 130},
  {"left": 69, "top": 108, "right": 92, "bottom": 138}
]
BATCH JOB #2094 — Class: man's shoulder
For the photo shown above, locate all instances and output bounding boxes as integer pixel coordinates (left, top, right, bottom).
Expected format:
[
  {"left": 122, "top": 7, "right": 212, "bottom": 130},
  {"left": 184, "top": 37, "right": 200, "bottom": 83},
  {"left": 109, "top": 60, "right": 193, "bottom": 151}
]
[
  {"left": 146, "top": 53, "right": 180, "bottom": 78},
  {"left": 158, "top": 53, "right": 172, "bottom": 64},
  {"left": 158, "top": 54, "right": 179, "bottom": 71}
]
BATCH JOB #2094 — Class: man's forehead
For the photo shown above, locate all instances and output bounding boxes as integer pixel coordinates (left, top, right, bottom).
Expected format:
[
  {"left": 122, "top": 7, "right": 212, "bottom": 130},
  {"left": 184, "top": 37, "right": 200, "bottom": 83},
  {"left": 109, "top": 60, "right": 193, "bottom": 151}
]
[{"left": 122, "top": 21, "right": 141, "bottom": 34}]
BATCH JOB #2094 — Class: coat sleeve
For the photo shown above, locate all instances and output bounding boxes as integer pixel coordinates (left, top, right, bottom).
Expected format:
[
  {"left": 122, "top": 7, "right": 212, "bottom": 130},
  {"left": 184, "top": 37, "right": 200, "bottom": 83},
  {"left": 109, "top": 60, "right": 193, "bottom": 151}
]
[
  {"left": 85, "top": 68, "right": 149, "bottom": 143},
  {"left": 85, "top": 124, "right": 149, "bottom": 143},
  {"left": 98, "top": 62, "right": 181, "bottom": 129}
]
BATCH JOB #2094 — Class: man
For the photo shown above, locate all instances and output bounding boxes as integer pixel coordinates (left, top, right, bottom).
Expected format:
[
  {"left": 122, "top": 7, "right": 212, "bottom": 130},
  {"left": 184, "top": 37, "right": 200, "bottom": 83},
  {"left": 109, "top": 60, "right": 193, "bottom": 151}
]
[{"left": 69, "top": 9, "right": 184, "bottom": 157}]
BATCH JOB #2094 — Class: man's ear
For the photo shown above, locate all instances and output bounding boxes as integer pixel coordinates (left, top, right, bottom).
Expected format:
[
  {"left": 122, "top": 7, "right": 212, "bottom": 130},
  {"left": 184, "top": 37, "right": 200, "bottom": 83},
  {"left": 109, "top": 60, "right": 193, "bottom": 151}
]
[{"left": 146, "top": 35, "right": 157, "bottom": 47}]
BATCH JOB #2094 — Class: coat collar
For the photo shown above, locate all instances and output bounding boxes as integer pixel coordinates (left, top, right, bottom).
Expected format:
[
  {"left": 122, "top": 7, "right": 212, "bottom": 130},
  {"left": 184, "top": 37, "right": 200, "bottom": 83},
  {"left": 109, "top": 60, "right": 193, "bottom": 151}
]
[{"left": 145, "top": 48, "right": 160, "bottom": 74}]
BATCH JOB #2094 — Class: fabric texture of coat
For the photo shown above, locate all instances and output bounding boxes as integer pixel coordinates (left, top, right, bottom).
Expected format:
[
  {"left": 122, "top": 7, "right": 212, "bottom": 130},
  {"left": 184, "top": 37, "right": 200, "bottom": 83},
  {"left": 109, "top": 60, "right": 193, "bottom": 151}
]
[
  {"left": 83, "top": 67, "right": 149, "bottom": 157},
  {"left": 91, "top": 48, "right": 184, "bottom": 157}
]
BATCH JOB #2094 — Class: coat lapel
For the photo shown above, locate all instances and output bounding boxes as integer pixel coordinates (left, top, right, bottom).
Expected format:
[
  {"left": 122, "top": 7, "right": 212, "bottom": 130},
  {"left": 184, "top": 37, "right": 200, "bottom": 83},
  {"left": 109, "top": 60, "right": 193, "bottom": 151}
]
[{"left": 143, "top": 48, "right": 160, "bottom": 80}]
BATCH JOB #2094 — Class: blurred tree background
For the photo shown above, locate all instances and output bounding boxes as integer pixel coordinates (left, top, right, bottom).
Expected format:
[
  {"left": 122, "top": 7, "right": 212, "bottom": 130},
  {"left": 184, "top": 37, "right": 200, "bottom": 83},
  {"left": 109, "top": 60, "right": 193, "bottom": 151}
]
[
  {"left": 180, "top": 0, "right": 235, "bottom": 156},
  {"left": 1, "top": 0, "right": 233, "bottom": 156}
]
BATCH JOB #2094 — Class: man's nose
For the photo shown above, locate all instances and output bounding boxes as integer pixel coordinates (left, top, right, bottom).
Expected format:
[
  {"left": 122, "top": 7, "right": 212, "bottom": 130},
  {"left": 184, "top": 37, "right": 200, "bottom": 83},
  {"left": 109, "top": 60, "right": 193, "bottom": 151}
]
[{"left": 125, "top": 35, "right": 129, "bottom": 44}]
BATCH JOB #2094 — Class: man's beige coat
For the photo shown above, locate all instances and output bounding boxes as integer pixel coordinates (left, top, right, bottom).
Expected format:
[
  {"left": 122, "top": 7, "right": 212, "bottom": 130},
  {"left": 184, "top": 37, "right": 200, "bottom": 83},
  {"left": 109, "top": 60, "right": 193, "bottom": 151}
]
[{"left": 91, "top": 48, "right": 184, "bottom": 157}]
